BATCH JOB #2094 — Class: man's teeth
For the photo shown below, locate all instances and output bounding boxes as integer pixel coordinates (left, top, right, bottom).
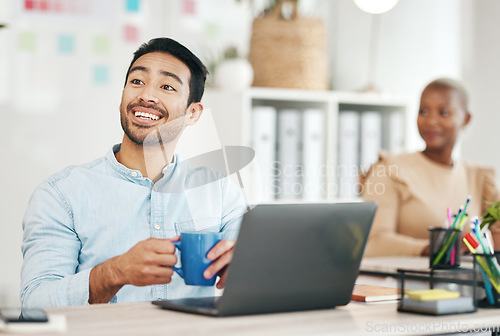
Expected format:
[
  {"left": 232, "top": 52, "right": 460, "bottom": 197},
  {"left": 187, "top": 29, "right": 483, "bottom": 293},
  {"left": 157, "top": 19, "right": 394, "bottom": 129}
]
[{"left": 134, "top": 111, "right": 161, "bottom": 121}]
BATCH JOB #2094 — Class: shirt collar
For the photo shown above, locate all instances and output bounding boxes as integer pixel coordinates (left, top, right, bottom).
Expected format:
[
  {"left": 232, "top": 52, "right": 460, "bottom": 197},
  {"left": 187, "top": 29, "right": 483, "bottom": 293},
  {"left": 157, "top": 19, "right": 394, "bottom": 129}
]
[{"left": 105, "top": 144, "right": 178, "bottom": 184}]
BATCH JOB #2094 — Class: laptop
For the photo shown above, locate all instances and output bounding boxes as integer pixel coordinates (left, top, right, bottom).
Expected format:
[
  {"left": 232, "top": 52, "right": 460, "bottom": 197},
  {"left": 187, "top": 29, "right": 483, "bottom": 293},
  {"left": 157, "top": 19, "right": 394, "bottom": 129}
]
[{"left": 152, "top": 202, "right": 377, "bottom": 316}]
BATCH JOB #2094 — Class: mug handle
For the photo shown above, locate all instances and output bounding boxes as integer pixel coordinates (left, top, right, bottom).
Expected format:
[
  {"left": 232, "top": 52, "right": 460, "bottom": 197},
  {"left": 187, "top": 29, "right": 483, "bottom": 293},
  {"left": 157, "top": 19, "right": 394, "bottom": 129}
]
[{"left": 171, "top": 241, "right": 184, "bottom": 279}]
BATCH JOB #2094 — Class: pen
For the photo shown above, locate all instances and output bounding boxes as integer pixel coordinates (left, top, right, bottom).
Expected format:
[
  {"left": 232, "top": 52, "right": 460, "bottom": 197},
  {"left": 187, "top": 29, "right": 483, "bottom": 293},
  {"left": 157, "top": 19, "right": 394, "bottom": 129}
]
[
  {"left": 433, "top": 199, "right": 469, "bottom": 267},
  {"left": 454, "top": 196, "right": 471, "bottom": 229},
  {"left": 433, "top": 228, "right": 461, "bottom": 266},
  {"left": 470, "top": 223, "right": 499, "bottom": 276},
  {"left": 481, "top": 227, "right": 500, "bottom": 279},
  {"left": 445, "top": 214, "right": 467, "bottom": 264},
  {"left": 479, "top": 266, "right": 495, "bottom": 305},
  {"left": 464, "top": 231, "right": 480, "bottom": 248},
  {"left": 450, "top": 207, "right": 463, "bottom": 229},
  {"left": 447, "top": 207, "right": 452, "bottom": 228},
  {"left": 463, "top": 238, "right": 500, "bottom": 293},
  {"left": 483, "top": 229, "right": 495, "bottom": 254}
]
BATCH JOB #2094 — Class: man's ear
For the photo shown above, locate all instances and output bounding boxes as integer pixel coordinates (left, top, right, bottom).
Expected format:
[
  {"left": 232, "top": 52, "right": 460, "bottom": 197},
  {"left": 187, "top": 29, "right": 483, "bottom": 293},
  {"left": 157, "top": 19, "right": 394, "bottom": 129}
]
[{"left": 185, "top": 102, "right": 203, "bottom": 126}]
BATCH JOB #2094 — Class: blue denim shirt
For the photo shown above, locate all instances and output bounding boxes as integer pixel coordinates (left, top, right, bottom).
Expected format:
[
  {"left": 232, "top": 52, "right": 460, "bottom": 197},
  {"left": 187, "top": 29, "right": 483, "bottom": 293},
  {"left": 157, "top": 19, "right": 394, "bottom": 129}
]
[{"left": 21, "top": 144, "right": 247, "bottom": 308}]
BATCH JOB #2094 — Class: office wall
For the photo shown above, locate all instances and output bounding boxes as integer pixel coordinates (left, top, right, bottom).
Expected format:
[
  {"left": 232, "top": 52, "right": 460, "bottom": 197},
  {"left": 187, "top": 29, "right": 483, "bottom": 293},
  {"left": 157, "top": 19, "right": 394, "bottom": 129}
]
[
  {"left": 0, "top": 0, "right": 168, "bottom": 306},
  {"left": 461, "top": 1, "right": 500, "bottom": 178},
  {"left": 331, "top": 0, "right": 462, "bottom": 151}
]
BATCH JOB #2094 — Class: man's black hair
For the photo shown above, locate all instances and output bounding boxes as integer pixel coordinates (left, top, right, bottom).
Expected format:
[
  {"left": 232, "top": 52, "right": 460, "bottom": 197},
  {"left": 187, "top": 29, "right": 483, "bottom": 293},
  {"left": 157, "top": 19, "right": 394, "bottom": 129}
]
[{"left": 125, "top": 37, "right": 208, "bottom": 106}]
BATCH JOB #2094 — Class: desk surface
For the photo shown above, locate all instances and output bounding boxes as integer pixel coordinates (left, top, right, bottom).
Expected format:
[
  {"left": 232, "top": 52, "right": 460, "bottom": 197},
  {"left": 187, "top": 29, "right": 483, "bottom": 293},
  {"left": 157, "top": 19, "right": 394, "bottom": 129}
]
[
  {"left": 4, "top": 257, "right": 496, "bottom": 336},
  {"left": 20, "top": 300, "right": 494, "bottom": 336},
  {"left": 360, "top": 256, "right": 475, "bottom": 275},
  {"left": 361, "top": 256, "right": 430, "bottom": 275}
]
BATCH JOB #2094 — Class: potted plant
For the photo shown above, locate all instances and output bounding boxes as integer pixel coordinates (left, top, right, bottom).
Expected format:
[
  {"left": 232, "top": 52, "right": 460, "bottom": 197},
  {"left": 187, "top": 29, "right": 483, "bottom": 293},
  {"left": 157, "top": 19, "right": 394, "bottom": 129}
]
[
  {"left": 480, "top": 201, "right": 500, "bottom": 251},
  {"left": 213, "top": 46, "right": 254, "bottom": 91}
]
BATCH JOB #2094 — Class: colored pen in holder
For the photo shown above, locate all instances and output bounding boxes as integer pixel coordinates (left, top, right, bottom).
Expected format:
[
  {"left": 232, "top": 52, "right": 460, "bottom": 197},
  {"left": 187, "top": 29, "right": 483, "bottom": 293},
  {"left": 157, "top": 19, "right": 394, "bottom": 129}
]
[
  {"left": 464, "top": 233, "right": 500, "bottom": 308},
  {"left": 471, "top": 252, "right": 500, "bottom": 308},
  {"left": 429, "top": 227, "right": 462, "bottom": 269}
]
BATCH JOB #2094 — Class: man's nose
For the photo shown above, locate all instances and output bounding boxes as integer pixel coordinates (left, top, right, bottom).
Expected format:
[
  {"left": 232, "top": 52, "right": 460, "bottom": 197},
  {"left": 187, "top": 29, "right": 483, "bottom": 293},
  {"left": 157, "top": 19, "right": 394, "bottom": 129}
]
[{"left": 138, "top": 87, "right": 159, "bottom": 104}]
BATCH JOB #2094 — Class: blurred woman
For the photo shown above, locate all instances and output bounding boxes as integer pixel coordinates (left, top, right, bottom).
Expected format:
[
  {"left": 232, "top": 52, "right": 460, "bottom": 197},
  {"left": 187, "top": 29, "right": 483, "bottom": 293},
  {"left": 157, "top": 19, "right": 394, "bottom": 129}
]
[{"left": 360, "top": 78, "right": 499, "bottom": 256}]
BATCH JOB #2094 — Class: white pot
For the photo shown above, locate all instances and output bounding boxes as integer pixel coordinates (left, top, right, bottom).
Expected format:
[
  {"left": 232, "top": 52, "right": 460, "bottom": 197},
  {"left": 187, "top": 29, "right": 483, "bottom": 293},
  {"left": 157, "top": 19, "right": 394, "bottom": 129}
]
[{"left": 214, "top": 58, "right": 254, "bottom": 91}]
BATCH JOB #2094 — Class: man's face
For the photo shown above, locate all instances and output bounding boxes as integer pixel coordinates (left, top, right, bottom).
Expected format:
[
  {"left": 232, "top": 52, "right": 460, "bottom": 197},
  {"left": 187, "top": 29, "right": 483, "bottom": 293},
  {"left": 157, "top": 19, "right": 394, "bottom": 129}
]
[{"left": 119, "top": 52, "right": 193, "bottom": 146}]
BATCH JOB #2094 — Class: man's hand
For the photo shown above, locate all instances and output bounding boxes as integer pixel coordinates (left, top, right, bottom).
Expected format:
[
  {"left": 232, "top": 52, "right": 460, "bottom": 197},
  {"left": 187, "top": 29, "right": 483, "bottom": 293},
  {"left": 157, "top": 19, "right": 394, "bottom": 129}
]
[
  {"left": 89, "top": 237, "right": 179, "bottom": 304},
  {"left": 112, "top": 237, "right": 179, "bottom": 286},
  {"left": 203, "top": 239, "right": 236, "bottom": 289}
]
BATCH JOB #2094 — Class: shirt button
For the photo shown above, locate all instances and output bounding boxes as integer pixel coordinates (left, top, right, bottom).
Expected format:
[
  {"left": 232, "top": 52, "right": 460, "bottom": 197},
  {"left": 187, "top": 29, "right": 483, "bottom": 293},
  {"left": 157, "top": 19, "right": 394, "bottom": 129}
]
[
  {"left": 131, "top": 172, "right": 138, "bottom": 177},
  {"left": 154, "top": 224, "right": 161, "bottom": 230}
]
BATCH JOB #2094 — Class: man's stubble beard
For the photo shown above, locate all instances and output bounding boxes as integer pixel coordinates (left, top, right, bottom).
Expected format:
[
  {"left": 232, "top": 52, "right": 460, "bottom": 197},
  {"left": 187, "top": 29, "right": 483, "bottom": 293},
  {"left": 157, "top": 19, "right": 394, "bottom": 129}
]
[{"left": 120, "top": 105, "right": 186, "bottom": 147}]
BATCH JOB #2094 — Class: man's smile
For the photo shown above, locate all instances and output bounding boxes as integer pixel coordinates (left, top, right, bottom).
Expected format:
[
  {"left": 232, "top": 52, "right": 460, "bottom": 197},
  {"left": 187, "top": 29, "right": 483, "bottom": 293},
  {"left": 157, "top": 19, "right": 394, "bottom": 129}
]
[
  {"left": 129, "top": 104, "right": 166, "bottom": 125},
  {"left": 134, "top": 111, "right": 161, "bottom": 121}
]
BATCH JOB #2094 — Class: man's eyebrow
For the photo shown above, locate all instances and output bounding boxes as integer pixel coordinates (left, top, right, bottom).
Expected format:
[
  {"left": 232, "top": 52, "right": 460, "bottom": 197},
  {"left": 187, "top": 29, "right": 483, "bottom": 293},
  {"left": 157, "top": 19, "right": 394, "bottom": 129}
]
[
  {"left": 129, "top": 66, "right": 149, "bottom": 74},
  {"left": 128, "top": 66, "right": 183, "bottom": 86},
  {"left": 160, "top": 70, "right": 183, "bottom": 85}
]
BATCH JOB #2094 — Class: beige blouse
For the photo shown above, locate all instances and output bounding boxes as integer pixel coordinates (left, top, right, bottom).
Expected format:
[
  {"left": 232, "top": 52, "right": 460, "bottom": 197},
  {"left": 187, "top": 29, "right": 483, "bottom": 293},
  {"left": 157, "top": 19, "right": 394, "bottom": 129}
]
[{"left": 360, "top": 152, "right": 500, "bottom": 257}]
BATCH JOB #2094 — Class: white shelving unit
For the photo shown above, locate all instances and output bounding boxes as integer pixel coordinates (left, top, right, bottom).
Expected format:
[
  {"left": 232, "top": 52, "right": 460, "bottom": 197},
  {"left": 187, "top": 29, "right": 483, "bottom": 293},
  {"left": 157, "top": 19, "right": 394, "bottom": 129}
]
[{"left": 200, "top": 87, "right": 408, "bottom": 202}]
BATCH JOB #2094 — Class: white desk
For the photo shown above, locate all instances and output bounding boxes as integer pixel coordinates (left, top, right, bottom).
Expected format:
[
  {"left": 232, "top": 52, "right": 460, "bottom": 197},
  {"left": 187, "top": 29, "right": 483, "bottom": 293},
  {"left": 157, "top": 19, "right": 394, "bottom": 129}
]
[
  {"left": 358, "top": 256, "right": 478, "bottom": 290},
  {"left": 360, "top": 256, "right": 476, "bottom": 275},
  {"left": 14, "top": 301, "right": 491, "bottom": 336},
  {"left": 4, "top": 257, "right": 497, "bottom": 335}
]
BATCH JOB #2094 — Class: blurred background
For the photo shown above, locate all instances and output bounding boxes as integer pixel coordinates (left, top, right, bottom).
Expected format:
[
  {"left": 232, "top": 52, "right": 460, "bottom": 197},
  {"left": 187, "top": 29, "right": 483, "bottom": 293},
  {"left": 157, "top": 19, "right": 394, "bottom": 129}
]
[{"left": 1, "top": 0, "right": 499, "bottom": 306}]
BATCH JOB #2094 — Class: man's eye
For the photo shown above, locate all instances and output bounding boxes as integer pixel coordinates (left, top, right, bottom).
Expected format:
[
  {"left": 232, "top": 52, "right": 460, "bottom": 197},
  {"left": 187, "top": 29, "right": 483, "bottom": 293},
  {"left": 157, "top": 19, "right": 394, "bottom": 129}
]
[
  {"left": 162, "top": 85, "right": 175, "bottom": 91},
  {"left": 130, "top": 79, "right": 143, "bottom": 85},
  {"left": 418, "top": 109, "right": 427, "bottom": 115}
]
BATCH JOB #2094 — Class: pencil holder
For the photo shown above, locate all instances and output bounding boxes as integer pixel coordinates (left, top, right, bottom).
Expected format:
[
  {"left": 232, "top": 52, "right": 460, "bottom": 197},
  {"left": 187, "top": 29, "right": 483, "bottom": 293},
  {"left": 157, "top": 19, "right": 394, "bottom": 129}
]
[
  {"left": 472, "top": 252, "right": 500, "bottom": 308},
  {"left": 429, "top": 228, "right": 461, "bottom": 269}
]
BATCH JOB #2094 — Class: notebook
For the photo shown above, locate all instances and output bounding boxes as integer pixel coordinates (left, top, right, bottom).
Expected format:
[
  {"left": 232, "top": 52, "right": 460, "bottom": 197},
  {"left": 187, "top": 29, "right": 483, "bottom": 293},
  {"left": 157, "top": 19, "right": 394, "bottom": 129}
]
[
  {"left": 351, "top": 284, "right": 401, "bottom": 302},
  {"left": 152, "top": 202, "right": 377, "bottom": 316}
]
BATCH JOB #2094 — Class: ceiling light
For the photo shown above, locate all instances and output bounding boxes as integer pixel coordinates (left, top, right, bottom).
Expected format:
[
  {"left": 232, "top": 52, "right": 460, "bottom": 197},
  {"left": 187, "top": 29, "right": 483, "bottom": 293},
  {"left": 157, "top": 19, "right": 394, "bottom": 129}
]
[{"left": 353, "top": 0, "right": 399, "bottom": 14}]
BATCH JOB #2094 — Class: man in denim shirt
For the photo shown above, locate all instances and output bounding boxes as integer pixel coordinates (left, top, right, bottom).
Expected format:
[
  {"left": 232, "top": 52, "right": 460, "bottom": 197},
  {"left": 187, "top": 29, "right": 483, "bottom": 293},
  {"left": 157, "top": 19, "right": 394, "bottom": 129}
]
[{"left": 21, "top": 38, "right": 247, "bottom": 307}]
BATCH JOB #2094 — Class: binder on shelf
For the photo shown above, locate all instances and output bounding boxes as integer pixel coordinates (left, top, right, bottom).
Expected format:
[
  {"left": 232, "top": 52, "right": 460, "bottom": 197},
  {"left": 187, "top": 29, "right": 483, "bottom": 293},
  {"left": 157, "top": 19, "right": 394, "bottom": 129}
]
[
  {"left": 277, "top": 108, "right": 302, "bottom": 200},
  {"left": 337, "top": 111, "right": 360, "bottom": 199},
  {"left": 251, "top": 106, "right": 277, "bottom": 202},
  {"left": 384, "top": 111, "right": 405, "bottom": 154},
  {"left": 360, "top": 111, "right": 382, "bottom": 172},
  {"left": 302, "top": 108, "right": 324, "bottom": 201}
]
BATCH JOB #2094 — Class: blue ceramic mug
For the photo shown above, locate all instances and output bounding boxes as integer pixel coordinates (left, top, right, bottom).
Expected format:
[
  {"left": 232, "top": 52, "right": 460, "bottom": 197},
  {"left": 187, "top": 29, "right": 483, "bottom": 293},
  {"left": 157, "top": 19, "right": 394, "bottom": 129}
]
[{"left": 172, "top": 231, "right": 222, "bottom": 286}]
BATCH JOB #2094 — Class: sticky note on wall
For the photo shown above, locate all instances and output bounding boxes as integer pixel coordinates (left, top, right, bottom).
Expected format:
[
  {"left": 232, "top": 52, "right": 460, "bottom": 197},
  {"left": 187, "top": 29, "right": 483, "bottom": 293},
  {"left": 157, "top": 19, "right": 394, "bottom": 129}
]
[
  {"left": 18, "top": 32, "right": 36, "bottom": 51},
  {"left": 125, "top": 0, "right": 140, "bottom": 12},
  {"left": 93, "top": 35, "right": 109, "bottom": 54},
  {"left": 182, "top": 0, "right": 196, "bottom": 15},
  {"left": 24, "top": 0, "right": 35, "bottom": 10},
  {"left": 58, "top": 34, "right": 74, "bottom": 54},
  {"left": 124, "top": 25, "right": 138, "bottom": 43},
  {"left": 93, "top": 65, "right": 109, "bottom": 85},
  {"left": 40, "top": 0, "right": 49, "bottom": 11}
]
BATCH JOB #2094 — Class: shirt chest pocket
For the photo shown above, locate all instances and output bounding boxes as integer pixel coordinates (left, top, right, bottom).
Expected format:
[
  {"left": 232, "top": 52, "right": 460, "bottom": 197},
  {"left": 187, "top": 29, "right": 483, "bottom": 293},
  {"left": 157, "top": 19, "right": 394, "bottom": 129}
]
[{"left": 174, "top": 217, "right": 221, "bottom": 235}]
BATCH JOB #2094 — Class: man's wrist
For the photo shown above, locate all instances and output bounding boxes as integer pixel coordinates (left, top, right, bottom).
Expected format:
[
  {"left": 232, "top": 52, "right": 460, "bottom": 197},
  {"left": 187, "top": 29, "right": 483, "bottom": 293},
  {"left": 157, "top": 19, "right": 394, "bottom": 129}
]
[
  {"left": 106, "top": 255, "right": 126, "bottom": 287},
  {"left": 88, "top": 257, "right": 125, "bottom": 304}
]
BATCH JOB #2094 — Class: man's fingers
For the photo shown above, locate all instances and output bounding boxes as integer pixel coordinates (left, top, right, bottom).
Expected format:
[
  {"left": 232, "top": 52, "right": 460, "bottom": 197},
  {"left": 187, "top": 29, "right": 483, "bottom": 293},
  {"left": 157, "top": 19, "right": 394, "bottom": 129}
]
[
  {"left": 144, "top": 254, "right": 177, "bottom": 267},
  {"left": 206, "top": 240, "right": 236, "bottom": 261},
  {"left": 138, "top": 266, "right": 175, "bottom": 285},
  {"left": 204, "top": 249, "right": 233, "bottom": 279},
  {"left": 142, "top": 237, "right": 178, "bottom": 254}
]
